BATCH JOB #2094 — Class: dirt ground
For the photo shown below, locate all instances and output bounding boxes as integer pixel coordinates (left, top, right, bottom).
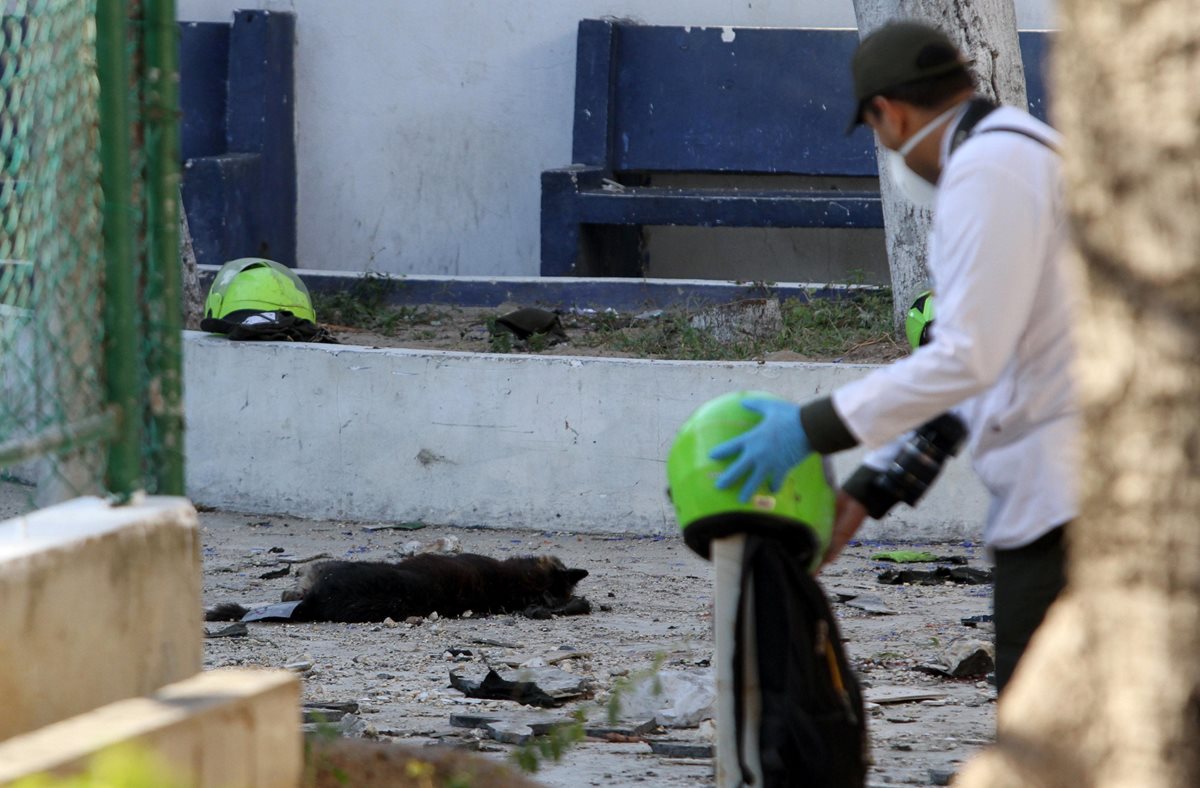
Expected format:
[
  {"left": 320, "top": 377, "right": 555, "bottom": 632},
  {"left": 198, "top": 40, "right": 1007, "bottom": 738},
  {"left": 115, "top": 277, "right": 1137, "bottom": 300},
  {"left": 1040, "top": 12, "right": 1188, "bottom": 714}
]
[
  {"left": 200, "top": 509, "right": 996, "bottom": 787},
  {"left": 317, "top": 302, "right": 907, "bottom": 365}
]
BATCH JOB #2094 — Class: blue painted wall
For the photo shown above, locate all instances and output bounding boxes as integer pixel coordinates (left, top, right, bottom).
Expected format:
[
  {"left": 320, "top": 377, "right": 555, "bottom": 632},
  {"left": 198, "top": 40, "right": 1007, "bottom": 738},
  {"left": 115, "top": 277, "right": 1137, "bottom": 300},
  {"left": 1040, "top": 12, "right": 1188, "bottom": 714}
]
[{"left": 179, "top": 11, "right": 296, "bottom": 268}]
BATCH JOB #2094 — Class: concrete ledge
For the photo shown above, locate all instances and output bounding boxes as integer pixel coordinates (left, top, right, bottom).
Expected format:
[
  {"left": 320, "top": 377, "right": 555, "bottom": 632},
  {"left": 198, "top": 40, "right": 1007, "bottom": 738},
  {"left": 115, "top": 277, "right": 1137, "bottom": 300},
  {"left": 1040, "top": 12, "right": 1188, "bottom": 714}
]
[
  {"left": 0, "top": 669, "right": 301, "bottom": 787},
  {"left": 185, "top": 333, "right": 988, "bottom": 541},
  {"left": 0, "top": 497, "right": 202, "bottom": 740},
  {"left": 198, "top": 265, "right": 883, "bottom": 310}
]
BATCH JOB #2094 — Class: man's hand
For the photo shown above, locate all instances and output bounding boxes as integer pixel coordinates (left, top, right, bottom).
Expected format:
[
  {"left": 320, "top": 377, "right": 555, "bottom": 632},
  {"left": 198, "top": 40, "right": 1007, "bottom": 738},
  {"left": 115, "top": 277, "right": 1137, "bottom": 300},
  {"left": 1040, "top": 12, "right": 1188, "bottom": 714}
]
[
  {"left": 819, "top": 491, "right": 869, "bottom": 572},
  {"left": 709, "top": 398, "right": 812, "bottom": 503}
]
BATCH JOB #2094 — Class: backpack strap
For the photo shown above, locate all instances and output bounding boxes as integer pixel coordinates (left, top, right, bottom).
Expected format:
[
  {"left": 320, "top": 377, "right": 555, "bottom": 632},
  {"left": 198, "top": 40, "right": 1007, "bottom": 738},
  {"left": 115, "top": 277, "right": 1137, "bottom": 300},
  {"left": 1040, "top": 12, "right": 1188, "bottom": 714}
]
[
  {"left": 974, "top": 125, "right": 1060, "bottom": 153},
  {"left": 949, "top": 96, "right": 1060, "bottom": 155}
]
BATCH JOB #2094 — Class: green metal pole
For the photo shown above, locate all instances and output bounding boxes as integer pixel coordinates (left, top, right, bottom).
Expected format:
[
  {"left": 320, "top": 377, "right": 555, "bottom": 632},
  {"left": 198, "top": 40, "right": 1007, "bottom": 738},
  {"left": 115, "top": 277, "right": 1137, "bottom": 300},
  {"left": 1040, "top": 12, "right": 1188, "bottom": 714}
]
[
  {"left": 143, "top": 0, "right": 185, "bottom": 494},
  {"left": 96, "top": 0, "right": 142, "bottom": 500}
]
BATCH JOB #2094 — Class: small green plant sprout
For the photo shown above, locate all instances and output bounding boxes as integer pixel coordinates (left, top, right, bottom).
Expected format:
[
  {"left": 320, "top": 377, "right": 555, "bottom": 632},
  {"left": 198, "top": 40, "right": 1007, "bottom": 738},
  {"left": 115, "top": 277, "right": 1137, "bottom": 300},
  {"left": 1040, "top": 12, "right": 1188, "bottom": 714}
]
[{"left": 12, "top": 744, "right": 188, "bottom": 788}]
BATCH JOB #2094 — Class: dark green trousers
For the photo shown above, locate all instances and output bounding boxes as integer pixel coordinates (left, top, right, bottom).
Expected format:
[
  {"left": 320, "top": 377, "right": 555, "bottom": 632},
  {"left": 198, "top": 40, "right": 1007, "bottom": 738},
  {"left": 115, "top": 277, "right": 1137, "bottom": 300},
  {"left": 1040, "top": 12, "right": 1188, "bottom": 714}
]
[{"left": 992, "top": 524, "right": 1068, "bottom": 694}]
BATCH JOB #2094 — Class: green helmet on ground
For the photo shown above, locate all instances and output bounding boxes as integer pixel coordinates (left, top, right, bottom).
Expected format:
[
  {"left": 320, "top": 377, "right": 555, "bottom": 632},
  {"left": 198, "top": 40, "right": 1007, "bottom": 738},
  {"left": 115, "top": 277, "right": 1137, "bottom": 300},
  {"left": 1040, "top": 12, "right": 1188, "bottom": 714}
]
[
  {"left": 667, "top": 391, "right": 835, "bottom": 570},
  {"left": 205, "top": 258, "right": 316, "bottom": 324},
  {"left": 905, "top": 289, "right": 934, "bottom": 351}
]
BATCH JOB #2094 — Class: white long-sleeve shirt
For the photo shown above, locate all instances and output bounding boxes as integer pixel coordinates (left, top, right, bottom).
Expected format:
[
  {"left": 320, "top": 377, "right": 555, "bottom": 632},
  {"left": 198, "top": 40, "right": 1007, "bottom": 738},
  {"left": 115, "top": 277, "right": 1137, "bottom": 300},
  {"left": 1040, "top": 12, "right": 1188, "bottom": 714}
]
[{"left": 813, "top": 105, "right": 1081, "bottom": 550}]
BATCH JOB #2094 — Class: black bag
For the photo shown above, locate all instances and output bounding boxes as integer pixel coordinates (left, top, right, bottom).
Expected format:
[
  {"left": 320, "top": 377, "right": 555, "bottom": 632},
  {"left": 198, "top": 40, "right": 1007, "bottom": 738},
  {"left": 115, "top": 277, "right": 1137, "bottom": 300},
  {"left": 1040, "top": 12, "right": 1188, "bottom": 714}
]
[
  {"left": 200, "top": 309, "right": 339, "bottom": 343},
  {"left": 733, "top": 534, "right": 868, "bottom": 787}
]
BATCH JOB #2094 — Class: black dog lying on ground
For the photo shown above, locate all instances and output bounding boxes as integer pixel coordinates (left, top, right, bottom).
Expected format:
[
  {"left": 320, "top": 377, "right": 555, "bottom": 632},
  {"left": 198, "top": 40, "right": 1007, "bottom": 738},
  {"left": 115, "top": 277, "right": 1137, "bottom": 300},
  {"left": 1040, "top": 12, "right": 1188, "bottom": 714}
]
[{"left": 206, "top": 553, "right": 590, "bottom": 624}]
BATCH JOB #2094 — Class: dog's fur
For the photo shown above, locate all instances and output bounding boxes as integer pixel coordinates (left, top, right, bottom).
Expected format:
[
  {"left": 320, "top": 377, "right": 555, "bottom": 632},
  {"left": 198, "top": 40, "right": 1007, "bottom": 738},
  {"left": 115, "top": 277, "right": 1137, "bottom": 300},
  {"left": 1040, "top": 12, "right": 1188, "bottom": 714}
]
[{"left": 206, "top": 553, "right": 588, "bottom": 624}]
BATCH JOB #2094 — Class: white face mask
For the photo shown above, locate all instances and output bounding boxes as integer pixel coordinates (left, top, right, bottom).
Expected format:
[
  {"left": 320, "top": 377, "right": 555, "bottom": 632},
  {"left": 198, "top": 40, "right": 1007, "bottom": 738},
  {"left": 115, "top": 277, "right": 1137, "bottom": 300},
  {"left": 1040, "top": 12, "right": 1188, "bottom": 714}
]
[{"left": 882, "top": 104, "right": 962, "bottom": 208}]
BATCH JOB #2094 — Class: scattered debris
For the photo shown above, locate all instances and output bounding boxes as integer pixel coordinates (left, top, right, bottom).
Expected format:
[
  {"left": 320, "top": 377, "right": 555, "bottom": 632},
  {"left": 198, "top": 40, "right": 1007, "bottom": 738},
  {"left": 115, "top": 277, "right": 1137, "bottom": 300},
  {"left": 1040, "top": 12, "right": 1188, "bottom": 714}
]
[
  {"left": 492, "top": 649, "right": 591, "bottom": 669},
  {"left": 471, "top": 638, "right": 521, "bottom": 649},
  {"left": 448, "top": 667, "right": 592, "bottom": 708},
  {"left": 449, "top": 712, "right": 568, "bottom": 736},
  {"left": 648, "top": 741, "right": 713, "bottom": 759},
  {"left": 204, "top": 622, "right": 248, "bottom": 639},
  {"left": 493, "top": 307, "right": 568, "bottom": 343},
  {"left": 917, "top": 638, "right": 996, "bottom": 679},
  {"left": 961, "top": 614, "right": 995, "bottom": 631},
  {"left": 424, "top": 535, "right": 462, "bottom": 554},
  {"left": 870, "top": 550, "right": 967, "bottom": 565},
  {"left": 303, "top": 701, "right": 360, "bottom": 724},
  {"left": 240, "top": 601, "right": 302, "bottom": 622},
  {"left": 864, "top": 688, "right": 950, "bottom": 705},
  {"left": 583, "top": 718, "right": 659, "bottom": 739},
  {"left": 258, "top": 565, "right": 290, "bottom": 580},
  {"left": 279, "top": 552, "right": 332, "bottom": 565},
  {"left": 842, "top": 594, "right": 896, "bottom": 615},
  {"left": 620, "top": 670, "right": 715, "bottom": 729},
  {"left": 523, "top": 596, "right": 592, "bottom": 619},
  {"left": 486, "top": 720, "right": 535, "bottom": 745},
  {"left": 877, "top": 566, "right": 992, "bottom": 585},
  {"left": 363, "top": 521, "right": 427, "bottom": 532}
]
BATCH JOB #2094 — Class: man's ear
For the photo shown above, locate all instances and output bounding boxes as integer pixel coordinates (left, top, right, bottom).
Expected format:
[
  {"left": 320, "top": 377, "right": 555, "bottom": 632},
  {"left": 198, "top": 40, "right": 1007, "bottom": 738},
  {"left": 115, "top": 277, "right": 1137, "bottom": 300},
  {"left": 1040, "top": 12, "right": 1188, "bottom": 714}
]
[
  {"left": 565, "top": 568, "right": 589, "bottom": 583},
  {"left": 869, "top": 96, "right": 909, "bottom": 142}
]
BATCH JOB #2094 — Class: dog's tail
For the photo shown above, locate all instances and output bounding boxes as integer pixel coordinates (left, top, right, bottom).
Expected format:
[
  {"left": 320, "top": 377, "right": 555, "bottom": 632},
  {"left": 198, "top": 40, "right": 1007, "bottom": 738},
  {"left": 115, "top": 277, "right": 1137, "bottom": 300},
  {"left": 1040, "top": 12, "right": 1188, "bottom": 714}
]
[{"left": 205, "top": 602, "right": 250, "bottom": 622}]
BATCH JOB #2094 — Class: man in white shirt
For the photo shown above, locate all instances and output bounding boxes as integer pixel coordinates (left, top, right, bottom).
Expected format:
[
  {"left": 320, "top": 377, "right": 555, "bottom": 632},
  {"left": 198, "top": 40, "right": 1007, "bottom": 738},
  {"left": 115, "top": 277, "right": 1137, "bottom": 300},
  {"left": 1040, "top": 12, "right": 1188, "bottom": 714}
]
[{"left": 710, "top": 21, "right": 1080, "bottom": 693}]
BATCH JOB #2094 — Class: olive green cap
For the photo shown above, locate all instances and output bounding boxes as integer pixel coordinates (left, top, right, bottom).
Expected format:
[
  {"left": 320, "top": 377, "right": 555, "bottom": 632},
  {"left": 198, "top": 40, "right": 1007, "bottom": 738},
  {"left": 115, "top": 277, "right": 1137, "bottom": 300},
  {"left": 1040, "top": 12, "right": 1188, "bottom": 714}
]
[{"left": 847, "top": 21, "right": 968, "bottom": 132}]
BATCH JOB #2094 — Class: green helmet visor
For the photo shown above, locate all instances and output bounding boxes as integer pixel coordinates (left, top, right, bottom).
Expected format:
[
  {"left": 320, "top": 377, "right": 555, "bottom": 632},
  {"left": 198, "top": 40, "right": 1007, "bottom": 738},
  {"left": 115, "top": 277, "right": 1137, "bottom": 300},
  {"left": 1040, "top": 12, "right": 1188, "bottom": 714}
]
[{"left": 205, "top": 258, "right": 316, "bottom": 324}]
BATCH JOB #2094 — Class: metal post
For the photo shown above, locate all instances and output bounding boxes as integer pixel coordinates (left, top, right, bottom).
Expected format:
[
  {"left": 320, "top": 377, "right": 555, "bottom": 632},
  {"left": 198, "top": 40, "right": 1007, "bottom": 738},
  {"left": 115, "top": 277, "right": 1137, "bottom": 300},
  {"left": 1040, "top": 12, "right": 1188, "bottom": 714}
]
[
  {"left": 143, "top": 0, "right": 184, "bottom": 494},
  {"left": 96, "top": 0, "right": 142, "bottom": 500}
]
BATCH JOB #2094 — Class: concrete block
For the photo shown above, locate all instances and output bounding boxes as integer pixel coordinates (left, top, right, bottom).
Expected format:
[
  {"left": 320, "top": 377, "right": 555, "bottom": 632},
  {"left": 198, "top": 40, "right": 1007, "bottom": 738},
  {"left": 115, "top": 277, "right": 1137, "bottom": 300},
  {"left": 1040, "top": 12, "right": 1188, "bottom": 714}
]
[
  {"left": 184, "top": 333, "right": 988, "bottom": 540},
  {"left": 0, "top": 669, "right": 302, "bottom": 787},
  {"left": 0, "top": 497, "right": 201, "bottom": 740}
]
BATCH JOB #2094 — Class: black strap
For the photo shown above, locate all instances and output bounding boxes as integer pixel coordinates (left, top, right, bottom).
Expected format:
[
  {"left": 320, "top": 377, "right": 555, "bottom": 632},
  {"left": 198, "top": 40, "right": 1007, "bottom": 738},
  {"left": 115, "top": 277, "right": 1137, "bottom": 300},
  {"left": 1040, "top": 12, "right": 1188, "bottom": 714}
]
[
  {"left": 949, "top": 97, "right": 999, "bottom": 154},
  {"left": 975, "top": 125, "right": 1059, "bottom": 153},
  {"left": 949, "top": 96, "right": 1059, "bottom": 155}
]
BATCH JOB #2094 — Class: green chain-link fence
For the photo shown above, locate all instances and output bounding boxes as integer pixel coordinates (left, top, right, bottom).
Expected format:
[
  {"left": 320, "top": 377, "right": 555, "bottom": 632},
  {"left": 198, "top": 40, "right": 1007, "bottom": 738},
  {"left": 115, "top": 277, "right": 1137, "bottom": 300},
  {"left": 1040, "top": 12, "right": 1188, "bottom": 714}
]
[{"left": 0, "top": 0, "right": 182, "bottom": 515}]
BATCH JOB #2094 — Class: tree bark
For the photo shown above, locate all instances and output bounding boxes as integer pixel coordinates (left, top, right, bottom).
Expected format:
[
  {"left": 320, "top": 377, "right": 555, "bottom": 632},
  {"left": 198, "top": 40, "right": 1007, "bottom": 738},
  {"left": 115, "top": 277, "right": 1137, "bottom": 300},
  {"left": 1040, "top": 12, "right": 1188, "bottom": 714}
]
[
  {"left": 179, "top": 193, "right": 203, "bottom": 329},
  {"left": 850, "top": 0, "right": 1026, "bottom": 329},
  {"left": 956, "top": 2, "right": 1200, "bottom": 785}
]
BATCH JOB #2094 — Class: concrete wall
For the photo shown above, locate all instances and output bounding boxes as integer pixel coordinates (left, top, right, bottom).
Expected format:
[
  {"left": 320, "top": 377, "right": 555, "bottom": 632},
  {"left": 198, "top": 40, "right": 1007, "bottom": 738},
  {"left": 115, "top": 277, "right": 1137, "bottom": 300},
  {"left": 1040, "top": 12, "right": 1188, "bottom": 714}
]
[
  {"left": 0, "top": 670, "right": 301, "bottom": 787},
  {"left": 0, "top": 497, "right": 201, "bottom": 740},
  {"left": 184, "top": 332, "right": 989, "bottom": 542},
  {"left": 176, "top": 0, "right": 1058, "bottom": 278}
]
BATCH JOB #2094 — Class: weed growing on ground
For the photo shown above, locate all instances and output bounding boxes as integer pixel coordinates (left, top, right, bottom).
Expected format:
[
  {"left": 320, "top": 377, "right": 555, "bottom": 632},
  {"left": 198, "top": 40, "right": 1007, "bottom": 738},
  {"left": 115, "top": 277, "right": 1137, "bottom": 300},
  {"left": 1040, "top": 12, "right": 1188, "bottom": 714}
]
[
  {"left": 312, "top": 274, "right": 902, "bottom": 362},
  {"left": 565, "top": 290, "right": 900, "bottom": 361}
]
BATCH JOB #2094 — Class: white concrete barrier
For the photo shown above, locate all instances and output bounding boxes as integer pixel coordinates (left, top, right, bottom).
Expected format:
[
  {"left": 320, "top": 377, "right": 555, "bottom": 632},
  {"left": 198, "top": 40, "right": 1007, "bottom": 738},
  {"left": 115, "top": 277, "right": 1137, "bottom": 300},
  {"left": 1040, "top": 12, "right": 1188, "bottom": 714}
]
[
  {"left": 0, "top": 496, "right": 202, "bottom": 740},
  {"left": 0, "top": 669, "right": 301, "bottom": 787},
  {"left": 185, "top": 332, "right": 988, "bottom": 541}
]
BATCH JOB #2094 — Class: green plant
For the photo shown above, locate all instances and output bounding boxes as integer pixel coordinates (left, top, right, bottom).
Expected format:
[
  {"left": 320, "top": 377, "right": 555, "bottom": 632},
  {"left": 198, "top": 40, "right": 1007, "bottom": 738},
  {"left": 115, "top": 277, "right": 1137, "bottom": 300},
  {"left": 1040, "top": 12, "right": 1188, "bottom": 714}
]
[
  {"left": 12, "top": 744, "right": 187, "bottom": 787},
  {"left": 510, "top": 653, "right": 668, "bottom": 774},
  {"left": 510, "top": 709, "right": 588, "bottom": 774}
]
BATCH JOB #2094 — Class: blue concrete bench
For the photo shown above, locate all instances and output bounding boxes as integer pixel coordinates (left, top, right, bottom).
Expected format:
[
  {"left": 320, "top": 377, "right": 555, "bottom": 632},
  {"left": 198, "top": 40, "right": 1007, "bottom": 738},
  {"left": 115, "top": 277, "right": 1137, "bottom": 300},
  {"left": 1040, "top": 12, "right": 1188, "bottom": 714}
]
[
  {"left": 541, "top": 20, "right": 1052, "bottom": 277},
  {"left": 179, "top": 10, "right": 296, "bottom": 267}
]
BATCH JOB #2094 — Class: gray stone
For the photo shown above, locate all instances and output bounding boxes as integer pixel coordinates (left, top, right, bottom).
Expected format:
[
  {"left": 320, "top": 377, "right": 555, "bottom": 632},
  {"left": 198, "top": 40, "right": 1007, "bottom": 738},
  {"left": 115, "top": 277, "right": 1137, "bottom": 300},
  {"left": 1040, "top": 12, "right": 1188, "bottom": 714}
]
[
  {"left": 485, "top": 720, "right": 534, "bottom": 745},
  {"left": 647, "top": 741, "right": 713, "bottom": 759},
  {"left": 843, "top": 594, "right": 897, "bottom": 615}
]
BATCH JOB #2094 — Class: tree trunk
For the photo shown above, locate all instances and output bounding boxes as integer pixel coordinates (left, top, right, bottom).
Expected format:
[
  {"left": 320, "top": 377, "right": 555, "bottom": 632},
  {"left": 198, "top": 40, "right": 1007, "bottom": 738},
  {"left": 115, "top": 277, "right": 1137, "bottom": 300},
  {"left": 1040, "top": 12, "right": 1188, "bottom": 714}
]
[
  {"left": 850, "top": 0, "right": 1026, "bottom": 329},
  {"left": 956, "top": 2, "right": 1200, "bottom": 786},
  {"left": 179, "top": 193, "right": 203, "bottom": 329}
]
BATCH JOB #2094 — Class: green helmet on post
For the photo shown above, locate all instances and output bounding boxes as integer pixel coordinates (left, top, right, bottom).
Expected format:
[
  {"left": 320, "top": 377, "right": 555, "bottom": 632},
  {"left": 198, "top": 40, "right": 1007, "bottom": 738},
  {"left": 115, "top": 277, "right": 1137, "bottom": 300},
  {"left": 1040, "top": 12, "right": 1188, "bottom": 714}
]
[
  {"left": 905, "top": 290, "right": 934, "bottom": 351},
  {"left": 667, "top": 391, "right": 835, "bottom": 571},
  {"left": 205, "top": 258, "right": 316, "bottom": 324}
]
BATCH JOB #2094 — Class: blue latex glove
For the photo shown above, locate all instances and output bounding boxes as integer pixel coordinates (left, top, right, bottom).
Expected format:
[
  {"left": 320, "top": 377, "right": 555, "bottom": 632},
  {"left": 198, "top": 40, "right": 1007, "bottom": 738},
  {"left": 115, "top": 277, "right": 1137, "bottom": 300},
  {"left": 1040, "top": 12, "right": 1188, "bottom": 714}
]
[{"left": 710, "top": 398, "right": 813, "bottom": 503}]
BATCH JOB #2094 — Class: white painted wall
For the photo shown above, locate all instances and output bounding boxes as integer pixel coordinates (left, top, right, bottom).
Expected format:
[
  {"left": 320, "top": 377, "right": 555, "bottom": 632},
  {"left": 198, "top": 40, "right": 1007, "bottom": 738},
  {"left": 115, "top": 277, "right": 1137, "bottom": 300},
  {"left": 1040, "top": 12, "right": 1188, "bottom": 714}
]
[
  {"left": 184, "top": 333, "right": 990, "bottom": 542},
  {"left": 177, "top": 0, "right": 1058, "bottom": 277}
]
